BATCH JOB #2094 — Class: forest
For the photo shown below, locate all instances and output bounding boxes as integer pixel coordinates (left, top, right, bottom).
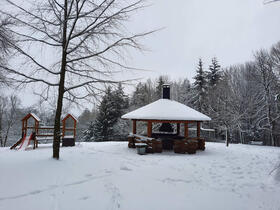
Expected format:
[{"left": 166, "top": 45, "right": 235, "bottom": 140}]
[
  {"left": 0, "top": 1, "right": 280, "bottom": 148},
  {"left": 82, "top": 41, "right": 280, "bottom": 147},
  {"left": 2, "top": 41, "right": 279, "bottom": 147}
]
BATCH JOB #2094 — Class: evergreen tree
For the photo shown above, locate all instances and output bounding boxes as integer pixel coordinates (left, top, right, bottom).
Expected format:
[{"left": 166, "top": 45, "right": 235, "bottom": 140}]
[
  {"left": 93, "top": 87, "right": 117, "bottom": 141},
  {"left": 178, "top": 79, "right": 192, "bottom": 105},
  {"left": 193, "top": 58, "right": 207, "bottom": 112},
  {"left": 155, "top": 75, "right": 169, "bottom": 99},
  {"left": 82, "top": 121, "right": 95, "bottom": 142},
  {"left": 131, "top": 83, "right": 151, "bottom": 108},
  {"left": 207, "top": 57, "right": 221, "bottom": 87},
  {"left": 85, "top": 84, "right": 129, "bottom": 142},
  {"left": 113, "top": 83, "right": 129, "bottom": 118}
]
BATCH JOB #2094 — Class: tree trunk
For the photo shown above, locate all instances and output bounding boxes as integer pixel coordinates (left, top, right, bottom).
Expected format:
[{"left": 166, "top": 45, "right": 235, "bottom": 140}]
[
  {"left": 226, "top": 128, "right": 229, "bottom": 147},
  {"left": 3, "top": 125, "right": 11, "bottom": 147},
  {"left": 0, "top": 114, "right": 2, "bottom": 147},
  {"left": 53, "top": 0, "right": 68, "bottom": 159}
]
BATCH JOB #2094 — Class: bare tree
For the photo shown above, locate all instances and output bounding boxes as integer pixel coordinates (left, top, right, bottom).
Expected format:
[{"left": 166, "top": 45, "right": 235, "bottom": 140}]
[
  {"left": 253, "top": 49, "right": 279, "bottom": 146},
  {"left": 271, "top": 42, "right": 280, "bottom": 79},
  {"left": 264, "top": 0, "right": 280, "bottom": 4},
  {"left": 0, "top": 18, "right": 13, "bottom": 86},
  {"left": 0, "top": 95, "right": 20, "bottom": 147},
  {"left": 0, "top": 0, "right": 154, "bottom": 159},
  {"left": 0, "top": 96, "right": 6, "bottom": 147}
]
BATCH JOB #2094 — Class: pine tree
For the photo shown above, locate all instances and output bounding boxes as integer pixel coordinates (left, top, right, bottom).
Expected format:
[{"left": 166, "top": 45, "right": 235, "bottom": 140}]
[
  {"left": 87, "top": 84, "right": 129, "bottom": 141},
  {"left": 113, "top": 83, "right": 129, "bottom": 118},
  {"left": 207, "top": 57, "right": 221, "bottom": 87},
  {"left": 82, "top": 121, "right": 95, "bottom": 142},
  {"left": 155, "top": 75, "right": 169, "bottom": 99},
  {"left": 193, "top": 58, "right": 207, "bottom": 112},
  {"left": 131, "top": 83, "right": 151, "bottom": 108},
  {"left": 155, "top": 76, "right": 165, "bottom": 99},
  {"left": 93, "top": 87, "right": 117, "bottom": 141}
]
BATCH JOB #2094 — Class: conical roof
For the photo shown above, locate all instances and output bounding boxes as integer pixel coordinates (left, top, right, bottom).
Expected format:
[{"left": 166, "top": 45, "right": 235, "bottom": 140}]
[{"left": 122, "top": 99, "right": 211, "bottom": 121}]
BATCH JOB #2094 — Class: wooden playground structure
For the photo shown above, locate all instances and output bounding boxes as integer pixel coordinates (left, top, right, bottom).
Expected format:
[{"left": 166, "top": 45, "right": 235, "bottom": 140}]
[{"left": 10, "top": 113, "right": 77, "bottom": 150}]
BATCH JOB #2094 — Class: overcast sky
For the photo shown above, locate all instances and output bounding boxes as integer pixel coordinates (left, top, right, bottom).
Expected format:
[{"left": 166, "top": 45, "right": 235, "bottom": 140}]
[
  {"left": 122, "top": 0, "right": 280, "bottom": 81},
  {"left": 13, "top": 0, "right": 280, "bottom": 111}
]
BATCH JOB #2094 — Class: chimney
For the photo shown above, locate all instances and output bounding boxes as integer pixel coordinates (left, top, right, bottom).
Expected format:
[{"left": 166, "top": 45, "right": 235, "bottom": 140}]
[{"left": 162, "top": 84, "right": 170, "bottom": 99}]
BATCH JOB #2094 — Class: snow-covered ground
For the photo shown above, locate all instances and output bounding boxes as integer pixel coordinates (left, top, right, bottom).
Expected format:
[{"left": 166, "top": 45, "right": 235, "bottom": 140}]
[{"left": 0, "top": 142, "right": 280, "bottom": 210}]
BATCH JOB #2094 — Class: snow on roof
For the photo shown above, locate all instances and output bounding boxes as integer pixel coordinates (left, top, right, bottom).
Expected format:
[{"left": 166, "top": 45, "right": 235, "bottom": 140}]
[
  {"left": 30, "top": 113, "right": 41, "bottom": 121},
  {"left": 21, "top": 113, "right": 41, "bottom": 122},
  {"left": 62, "top": 114, "right": 78, "bottom": 122},
  {"left": 122, "top": 99, "right": 211, "bottom": 121}
]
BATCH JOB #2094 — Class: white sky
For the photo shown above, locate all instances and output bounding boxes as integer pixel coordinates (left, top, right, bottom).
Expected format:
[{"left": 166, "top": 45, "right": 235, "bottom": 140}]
[
  {"left": 7, "top": 0, "right": 280, "bottom": 113},
  {"left": 124, "top": 0, "right": 280, "bottom": 81}
]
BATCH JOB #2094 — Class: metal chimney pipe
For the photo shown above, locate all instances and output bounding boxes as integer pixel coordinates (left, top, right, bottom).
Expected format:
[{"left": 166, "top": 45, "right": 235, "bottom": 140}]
[{"left": 162, "top": 84, "right": 170, "bottom": 99}]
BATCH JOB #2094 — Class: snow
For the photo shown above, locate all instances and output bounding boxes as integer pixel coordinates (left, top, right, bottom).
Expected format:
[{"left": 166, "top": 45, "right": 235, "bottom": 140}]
[
  {"left": 128, "top": 134, "right": 154, "bottom": 141},
  {"left": 122, "top": 99, "right": 211, "bottom": 121},
  {"left": 18, "top": 137, "right": 30, "bottom": 151},
  {"left": 0, "top": 142, "right": 279, "bottom": 210},
  {"left": 29, "top": 113, "right": 41, "bottom": 122},
  {"left": 63, "top": 114, "right": 78, "bottom": 122}
]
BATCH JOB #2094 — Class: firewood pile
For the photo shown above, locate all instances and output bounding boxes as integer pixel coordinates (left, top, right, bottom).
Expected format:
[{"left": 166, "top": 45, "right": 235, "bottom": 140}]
[
  {"left": 128, "top": 136, "right": 136, "bottom": 148},
  {"left": 174, "top": 139, "right": 198, "bottom": 154},
  {"left": 149, "top": 139, "right": 163, "bottom": 153},
  {"left": 128, "top": 135, "right": 163, "bottom": 153},
  {"left": 128, "top": 135, "right": 205, "bottom": 154},
  {"left": 184, "top": 140, "right": 198, "bottom": 154},
  {"left": 146, "top": 145, "right": 154, "bottom": 153},
  {"left": 197, "top": 139, "right": 205, "bottom": 150},
  {"left": 173, "top": 140, "right": 185, "bottom": 154}
]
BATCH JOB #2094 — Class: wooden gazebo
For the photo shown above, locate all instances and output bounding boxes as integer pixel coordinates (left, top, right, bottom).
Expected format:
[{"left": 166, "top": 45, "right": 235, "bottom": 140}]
[{"left": 121, "top": 85, "right": 211, "bottom": 154}]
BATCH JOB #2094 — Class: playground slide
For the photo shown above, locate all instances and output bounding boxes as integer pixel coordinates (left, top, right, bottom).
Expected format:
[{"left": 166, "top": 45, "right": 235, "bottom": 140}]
[
  {"left": 18, "top": 134, "right": 33, "bottom": 150},
  {"left": 10, "top": 134, "right": 26, "bottom": 150}
]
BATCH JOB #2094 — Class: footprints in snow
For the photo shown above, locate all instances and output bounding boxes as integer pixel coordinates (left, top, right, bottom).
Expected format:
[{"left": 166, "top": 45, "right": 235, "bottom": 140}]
[
  {"left": 105, "top": 183, "right": 121, "bottom": 210},
  {"left": 120, "top": 166, "right": 133, "bottom": 171},
  {"left": 0, "top": 173, "right": 110, "bottom": 202}
]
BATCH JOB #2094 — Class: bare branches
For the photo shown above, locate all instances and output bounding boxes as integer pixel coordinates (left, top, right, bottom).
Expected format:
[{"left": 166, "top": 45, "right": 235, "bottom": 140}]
[
  {"left": 263, "top": 0, "right": 280, "bottom": 4},
  {"left": 0, "top": 17, "right": 15, "bottom": 86},
  {"left": 0, "top": 0, "right": 153, "bottom": 158},
  {"left": 67, "top": 31, "right": 153, "bottom": 63},
  {"left": 0, "top": 18, "right": 14, "bottom": 55}
]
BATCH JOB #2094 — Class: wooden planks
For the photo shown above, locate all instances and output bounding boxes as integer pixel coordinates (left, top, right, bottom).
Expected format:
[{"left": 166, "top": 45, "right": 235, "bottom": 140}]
[
  {"left": 177, "top": 123, "right": 180, "bottom": 135},
  {"left": 197, "top": 122, "right": 201, "bottom": 138},
  {"left": 184, "top": 122, "right": 189, "bottom": 138},
  {"left": 147, "top": 121, "right": 152, "bottom": 137},
  {"left": 133, "top": 120, "right": 137, "bottom": 134}
]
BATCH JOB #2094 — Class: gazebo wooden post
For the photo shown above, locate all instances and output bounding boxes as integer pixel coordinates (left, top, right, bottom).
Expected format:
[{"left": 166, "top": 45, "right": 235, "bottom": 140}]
[
  {"left": 24, "top": 120, "right": 27, "bottom": 135},
  {"left": 35, "top": 121, "right": 38, "bottom": 135},
  {"left": 22, "top": 120, "right": 25, "bottom": 137},
  {"left": 177, "top": 123, "right": 180, "bottom": 135},
  {"left": 184, "top": 122, "right": 189, "bottom": 139},
  {"left": 147, "top": 121, "right": 152, "bottom": 137},
  {"left": 62, "top": 120, "right": 66, "bottom": 138},
  {"left": 132, "top": 120, "right": 137, "bottom": 134},
  {"left": 74, "top": 121, "right": 77, "bottom": 138},
  {"left": 197, "top": 121, "right": 201, "bottom": 139}
]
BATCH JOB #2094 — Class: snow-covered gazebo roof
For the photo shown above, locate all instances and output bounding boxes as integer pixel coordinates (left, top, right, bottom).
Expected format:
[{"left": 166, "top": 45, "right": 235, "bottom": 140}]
[{"left": 122, "top": 99, "right": 211, "bottom": 121}]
